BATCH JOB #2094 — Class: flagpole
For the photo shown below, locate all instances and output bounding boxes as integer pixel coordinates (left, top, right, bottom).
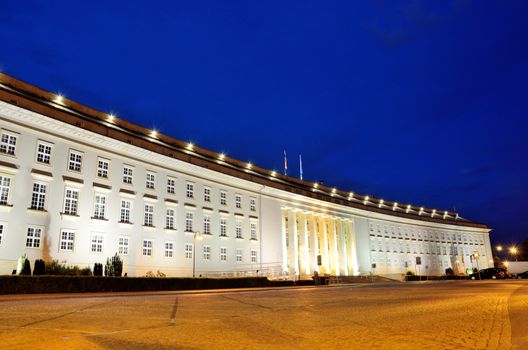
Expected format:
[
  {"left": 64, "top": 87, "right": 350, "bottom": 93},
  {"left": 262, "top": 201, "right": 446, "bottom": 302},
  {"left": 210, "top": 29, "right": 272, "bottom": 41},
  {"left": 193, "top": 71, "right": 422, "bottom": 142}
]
[
  {"left": 283, "top": 150, "right": 288, "bottom": 176},
  {"left": 299, "top": 154, "right": 303, "bottom": 180}
]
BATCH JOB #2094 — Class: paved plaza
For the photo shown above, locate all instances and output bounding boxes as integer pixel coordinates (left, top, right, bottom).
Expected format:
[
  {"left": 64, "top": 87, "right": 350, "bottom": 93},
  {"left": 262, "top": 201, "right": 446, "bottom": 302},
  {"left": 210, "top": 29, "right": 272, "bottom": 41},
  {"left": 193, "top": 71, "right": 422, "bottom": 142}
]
[{"left": 0, "top": 280, "right": 526, "bottom": 349}]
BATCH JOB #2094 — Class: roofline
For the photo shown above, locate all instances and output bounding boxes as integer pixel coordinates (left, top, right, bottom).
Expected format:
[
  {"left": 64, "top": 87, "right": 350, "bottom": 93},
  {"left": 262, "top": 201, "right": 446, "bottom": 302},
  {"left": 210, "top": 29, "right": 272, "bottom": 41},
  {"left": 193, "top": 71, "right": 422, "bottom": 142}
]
[{"left": 0, "top": 72, "right": 488, "bottom": 229}]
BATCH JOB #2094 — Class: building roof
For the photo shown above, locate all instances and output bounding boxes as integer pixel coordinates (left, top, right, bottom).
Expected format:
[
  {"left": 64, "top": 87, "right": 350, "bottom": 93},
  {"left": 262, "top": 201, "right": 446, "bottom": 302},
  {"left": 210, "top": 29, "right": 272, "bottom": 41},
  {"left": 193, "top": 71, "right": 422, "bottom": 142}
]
[{"left": 0, "top": 73, "right": 488, "bottom": 229}]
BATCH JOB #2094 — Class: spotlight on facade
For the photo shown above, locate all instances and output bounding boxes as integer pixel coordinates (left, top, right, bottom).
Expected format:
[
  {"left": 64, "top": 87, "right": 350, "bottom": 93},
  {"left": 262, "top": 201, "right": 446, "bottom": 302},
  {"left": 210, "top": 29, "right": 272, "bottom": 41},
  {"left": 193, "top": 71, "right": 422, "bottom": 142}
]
[
  {"left": 393, "top": 202, "right": 398, "bottom": 211},
  {"left": 187, "top": 142, "right": 194, "bottom": 151},
  {"left": 363, "top": 196, "right": 369, "bottom": 205},
  {"left": 431, "top": 209, "right": 436, "bottom": 217},
  {"left": 246, "top": 162, "right": 252, "bottom": 170},
  {"left": 348, "top": 192, "right": 354, "bottom": 200},
  {"left": 107, "top": 114, "right": 116, "bottom": 123},
  {"left": 443, "top": 210, "right": 448, "bottom": 219},
  {"left": 53, "top": 94, "right": 65, "bottom": 105},
  {"left": 419, "top": 207, "right": 424, "bottom": 215},
  {"left": 150, "top": 129, "right": 158, "bottom": 138},
  {"left": 406, "top": 204, "right": 411, "bottom": 213},
  {"left": 271, "top": 170, "right": 277, "bottom": 177},
  {"left": 219, "top": 153, "right": 226, "bottom": 161},
  {"left": 378, "top": 199, "right": 384, "bottom": 208},
  {"left": 314, "top": 183, "right": 319, "bottom": 189},
  {"left": 331, "top": 188, "right": 337, "bottom": 195}
]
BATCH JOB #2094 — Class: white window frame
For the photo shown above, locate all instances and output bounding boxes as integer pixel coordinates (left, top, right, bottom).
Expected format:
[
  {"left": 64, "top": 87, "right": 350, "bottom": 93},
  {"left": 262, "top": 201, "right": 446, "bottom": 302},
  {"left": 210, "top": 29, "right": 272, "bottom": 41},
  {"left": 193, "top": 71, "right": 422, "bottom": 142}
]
[
  {"left": 59, "top": 230, "right": 75, "bottom": 252},
  {"left": 251, "top": 249, "right": 257, "bottom": 263},
  {"left": 220, "top": 218, "right": 227, "bottom": 237},
  {"left": 118, "top": 236, "right": 129, "bottom": 255},
  {"left": 146, "top": 172, "right": 155, "bottom": 189},
  {"left": 68, "top": 150, "right": 83, "bottom": 172},
  {"left": 185, "top": 212, "right": 193, "bottom": 232},
  {"left": 166, "top": 208, "right": 175, "bottom": 229},
  {"left": 123, "top": 166, "right": 133, "bottom": 184},
  {"left": 220, "top": 247, "right": 227, "bottom": 261},
  {"left": 97, "top": 158, "right": 110, "bottom": 178},
  {"left": 203, "top": 187, "right": 211, "bottom": 202},
  {"left": 203, "top": 215, "right": 211, "bottom": 234},
  {"left": 26, "top": 226, "right": 42, "bottom": 248},
  {"left": 250, "top": 222, "right": 258, "bottom": 240},
  {"left": 30, "top": 183, "right": 47, "bottom": 211},
  {"left": 220, "top": 191, "right": 227, "bottom": 205},
  {"left": 186, "top": 182, "right": 194, "bottom": 199},
  {"left": 236, "top": 248, "right": 243, "bottom": 262},
  {"left": 142, "top": 239, "right": 153, "bottom": 256},
  {"left": 203, "top": 245, "right": 211, "bottom": 260},
  {"left": 0, "top": 175, "right": 11, "bottom": 205},
  {"left": 235, "top": 194, "right": 242, "bottom": 209},
  {"left": 250, "top": 197, "right": 256, "bottom": 212},
  {"left": 120, "top": 199, "right": 132, "bottom": 223},
  {"left": 93, "top": 194, "right": 107, "bottom": 219},
  {"left": 185, "top": 243, "right": 193, "bottom": 259},
  {"left": 36, "top": 141, "right": 52, "bottom": 164},
  {"left": 90, "top": 233, "right": 104, "bottom": 253},
  {"left": 144, "top": 204, "right": 154, "bottom": 226},
  {"left": 0, "top": 131, "right": 17, "bottom": 156},
  {"left": 235, "top": 220, "right": 242, "bottom": 239},
  {"left": 63, "top": 188, "right": 79, "bottom": 215},
  {"left": 0, "top": 223, "right": 4, "bottom": 246},
  {"left": 167, "top": 177, "right": 176, "bottom": 194},
  {"left": 165, "top": 241, "right": 174, "bottom": 258}
]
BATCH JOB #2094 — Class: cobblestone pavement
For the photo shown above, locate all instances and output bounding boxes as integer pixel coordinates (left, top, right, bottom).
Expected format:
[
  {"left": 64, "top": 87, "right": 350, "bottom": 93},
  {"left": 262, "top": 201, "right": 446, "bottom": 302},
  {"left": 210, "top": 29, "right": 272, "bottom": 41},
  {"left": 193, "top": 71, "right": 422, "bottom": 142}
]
[{"left": 0, "top": 280, "right": 526, "bottom": 349}]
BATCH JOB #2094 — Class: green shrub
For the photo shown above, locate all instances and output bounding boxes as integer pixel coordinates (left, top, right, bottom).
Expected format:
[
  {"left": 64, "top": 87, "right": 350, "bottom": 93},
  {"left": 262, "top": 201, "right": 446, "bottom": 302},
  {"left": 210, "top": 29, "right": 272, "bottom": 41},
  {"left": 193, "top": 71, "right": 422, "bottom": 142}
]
[
  {"left": 105, "top": 253, "right": 123, "bottom": 277},
  {"left": 45, "top": 260, "right": 92, "bottom": 276},
  {"left": 21, "top": 258, "right": 31, "bottom": 275},
  {"left": 406, "top": 270, "right": 415, "bottom": 276},
  {"left": 93, "top": 263, "right": 103, "bottom": 276},
  {"left": 33, "top": 259, "right": 45, "bottom": 275}
]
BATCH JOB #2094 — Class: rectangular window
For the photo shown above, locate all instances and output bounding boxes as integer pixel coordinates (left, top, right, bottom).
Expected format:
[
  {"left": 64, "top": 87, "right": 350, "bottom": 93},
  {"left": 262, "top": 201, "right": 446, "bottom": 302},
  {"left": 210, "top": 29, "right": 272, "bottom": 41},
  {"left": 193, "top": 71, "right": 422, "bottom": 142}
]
[
  {"left": 0, "top": 176, "right": 11, "bottom": 205},
  {"left": 185, "top": 243, "right": 193, "bottom": 259},
  {"left": 59, "top": 230, "right": 75, "bottom": 251},
  {"left": 93, "top": 194, "right": 106, "bottom": 219},
  {"left": 26, "top": 227, "right": 42, "bottom": 248},
  {"left": 30, "top": 183, "right": 46, "bottom": 210},
  {"left": 185, "top": 212, "right": 193, "bottom": 232},
  {"left": 166, "top": 208, "right": 175, "bottom": 229},
  {"left": 97, "top": 158, "right": 109, "bottom": 178},
  {"left": 204, "top": 187, "right": 211, "bottom": 202},
  {"left": 235, "top": 194, "right": 242, "bottom": 209},
  {"left": 250, "top": 222, "right": 257, "bottom": 240},
  {"left": 0, "top": 224, "right": 4, "bottom": 245},
  {"left": 220, "top": 218, "right": 227, "bottom": 237},
  {"left": 236, "top": 248, "right": 242, "bottom": 262},
  {"left": 91, "top": 234, "right": 103, "bottom": 253},
  {"left": 203, "top": 245, "right": 211, "bottom": 260},
  {"left": 251, "top": 249, "right": 257, "bottom": 263},
  {"left": 0, "top": 132, "right": 17, "bottom": 155},
  {"left": 250, "top": 197, "right": 256, "bottom": 212},
  {"left": 220, "top": 247, "right": 227, "bottom": 261},
  {"left": 235, "top": 220, "right": 242, "bottom": 239},
  {"left": 186, "top": 182, "right": 194, "bottom": 199},
  {"left": 120, "top": 200, "right": 131, "bottom": 223},
  {"left": 143, "top": 239, "right": 152, "bottom": 256},
  {"left": 167, "top": 177, "right": 176, "bottom": 194},
  {"left": 146, "top": 172, "right": 155, "bottom": 189},
  {"left": 165, "top": 241, "right": 174, "bottom": 257},
  {"left": 36, "top": 142, "right": 52, "bottom": 164},
  {"left": 144, "top": 204, "right": 154, "bottom": 226},
  {"left": 68, "top": 150, "right": 82, "bottom": 172},
  {"left": 118, "top": 237, "right": 129, "bottom": 255},
  {"left": 123, "top": 166, "right": 133, "bottom": 184},
  {"left": 220, "top": 191, "right": 227, "bottom": 205},
  {"left": 63, "top": 188, "right": 79, "bottom": 215},
  {"left": 203, "top": 215, "right": 211, "bottom": 234}
]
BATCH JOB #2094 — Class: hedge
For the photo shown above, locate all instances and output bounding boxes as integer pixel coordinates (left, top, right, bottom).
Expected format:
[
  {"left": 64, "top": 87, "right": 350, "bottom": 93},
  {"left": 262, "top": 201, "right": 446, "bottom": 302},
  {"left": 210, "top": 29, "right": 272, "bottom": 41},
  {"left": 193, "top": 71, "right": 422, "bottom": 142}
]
[
  {"left": 0, "top": 276, "right": 312, "bottom": 295},
  {"left": 405, "top": 275, "right": 469, "bottom": 282}
]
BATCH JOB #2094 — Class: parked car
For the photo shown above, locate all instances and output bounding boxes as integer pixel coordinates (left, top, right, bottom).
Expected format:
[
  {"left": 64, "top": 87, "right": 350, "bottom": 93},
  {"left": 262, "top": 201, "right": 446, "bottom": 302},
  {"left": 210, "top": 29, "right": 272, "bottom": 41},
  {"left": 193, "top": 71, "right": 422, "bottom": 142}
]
[
  {"left": 515, "top": 271, "right": 528, "bottom": 279},
  {"left": 468, "top": 267, "right": 509, "bottom": 280}
]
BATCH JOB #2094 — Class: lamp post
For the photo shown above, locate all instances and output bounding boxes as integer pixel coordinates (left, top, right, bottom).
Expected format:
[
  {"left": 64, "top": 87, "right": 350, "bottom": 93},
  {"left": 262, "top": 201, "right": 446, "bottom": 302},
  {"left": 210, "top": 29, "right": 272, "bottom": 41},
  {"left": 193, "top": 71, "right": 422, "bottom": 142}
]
[
  {"left": 192, "top": 231, "right": 202, "bottom": 278},
  {"left": 509, "top": 246, "right": 518, "bottom": 262}
]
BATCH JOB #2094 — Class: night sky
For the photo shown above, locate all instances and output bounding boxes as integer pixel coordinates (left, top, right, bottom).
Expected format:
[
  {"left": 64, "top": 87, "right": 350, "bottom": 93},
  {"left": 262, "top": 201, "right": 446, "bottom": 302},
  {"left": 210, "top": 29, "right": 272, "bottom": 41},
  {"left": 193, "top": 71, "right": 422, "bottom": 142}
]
[{"left": 1, "top": 1, "right": 527, "bottom": 246}]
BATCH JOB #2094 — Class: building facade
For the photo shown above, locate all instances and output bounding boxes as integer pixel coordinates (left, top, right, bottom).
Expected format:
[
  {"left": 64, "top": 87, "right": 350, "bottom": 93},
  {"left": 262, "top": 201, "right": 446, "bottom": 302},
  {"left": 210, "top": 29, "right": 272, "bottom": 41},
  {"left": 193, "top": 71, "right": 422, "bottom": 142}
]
[{"left": 0, "top": 74, "right": 493, "bottom": 278}]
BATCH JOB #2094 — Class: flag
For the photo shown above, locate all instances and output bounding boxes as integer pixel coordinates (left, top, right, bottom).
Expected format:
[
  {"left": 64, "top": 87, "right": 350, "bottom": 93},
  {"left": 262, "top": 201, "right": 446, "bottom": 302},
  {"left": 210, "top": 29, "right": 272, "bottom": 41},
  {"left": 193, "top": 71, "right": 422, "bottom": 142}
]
[
  {"left": 299, "top": 154, "right": 303, "bottom": 180},
  {"left": 283, "top": 150, "right": 288, "bottom": 175}
]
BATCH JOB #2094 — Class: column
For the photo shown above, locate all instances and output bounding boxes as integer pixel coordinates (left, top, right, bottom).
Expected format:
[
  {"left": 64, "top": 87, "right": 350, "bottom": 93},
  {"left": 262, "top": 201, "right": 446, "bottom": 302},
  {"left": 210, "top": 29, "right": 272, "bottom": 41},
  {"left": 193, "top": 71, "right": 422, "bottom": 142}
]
[
  {"left": 332, "top": 218, "right": 340, "bottom": 276},
  {"left": 320, "top": 216, "right": 330, "bottom": 274},
  {"left": 287, "top": 209, "right": 299, "bottom": 276},
  {"left": 341, "top": 220, "right": 349, "bottom": 276},
  {"left": 301, "top": 212, "right": 310, "bottom": 275},
  {"left": 310, "top": 215, "right": 319, "bottom": 273},
  {"left": 281, "top": 209, "right": 288, "bottom": 273},
  {"left": 348, "top": 220, "right": 359, "bottom": 276}
]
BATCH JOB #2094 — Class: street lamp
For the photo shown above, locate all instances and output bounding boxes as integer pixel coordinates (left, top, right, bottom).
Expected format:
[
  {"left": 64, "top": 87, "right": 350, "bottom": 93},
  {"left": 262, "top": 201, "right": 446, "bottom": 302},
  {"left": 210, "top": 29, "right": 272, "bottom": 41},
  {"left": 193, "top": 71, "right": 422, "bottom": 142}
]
[
  {"left": 192, "top": 231, "right": 203, "bottom": 278},
  {"left": 496, "top": 245, "right": 503, "bottom": 252},
  {"left": 509, "top": 246, "right": 518, "bottom": 261}
]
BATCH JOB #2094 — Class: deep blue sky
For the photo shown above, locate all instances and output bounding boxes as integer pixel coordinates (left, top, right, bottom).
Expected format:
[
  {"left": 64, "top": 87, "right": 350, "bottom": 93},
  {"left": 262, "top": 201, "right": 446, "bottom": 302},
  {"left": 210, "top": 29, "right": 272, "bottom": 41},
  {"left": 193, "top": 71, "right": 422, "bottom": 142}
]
[{"left": 1, "top": 1, "right": 527, "bottom": 245}]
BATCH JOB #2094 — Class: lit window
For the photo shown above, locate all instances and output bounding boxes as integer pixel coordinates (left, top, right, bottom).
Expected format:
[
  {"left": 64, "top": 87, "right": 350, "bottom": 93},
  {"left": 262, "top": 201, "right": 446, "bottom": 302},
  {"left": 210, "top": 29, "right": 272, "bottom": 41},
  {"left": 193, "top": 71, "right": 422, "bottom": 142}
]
[
  {"left": 186, "top": 182, "right": 194, "bottom": 199},
  {"left": 235, "top": 194, "right": 242, "bottom": 209},
  {"left": 26, "top": 227, "right": 42, "bottom": 248},
  {"left": 68, "top": 150, "right": 83, "bottom": 172},
  {"left": 120, "top": 200, "right": 131, "bottom": 223},
  {"left": 185, "top": 212, "right": 193, "bottom": 232},
  {"left": 167, "top": 177, "right": 176, "bottom": 194},
  {"left": 0, "top": 132, "right": 17, "bottom": 155},
  {"left": 36, "top": 142, "right": 52, "bottom": 164},
  {"left": 63, "top": 188, "right": 79, "bottom": 215},
  {"left": 165, "top": 241, "right": 174, "bottom": 257},
  {"left": 220, "top": 247, "right": 227, "bottom": 261},
  {"left": 144, "top": 204, "right": 154, "bottom": 226},
  {"left": 0, "top": 224, "right": 4, "bottom": 245},
  {"left": 59, "top": 230, "right": 75, "bottom": 251},
  {"left": 185, "top": 243, "right": 193, "bottom": 259},
  {"left": 203, "top": 245, "right": 211, "bottom": 260},
  {"left": 235, "top": 220, "right": 242, "bottom": 239},
  {"left": 250, "top": 197, "right": 256, "bottom": 212},
  {"left": 93, "top": 194, "right": 106, "bottom": 219},
  {"left": 236, "top": 248, "right": 242, "bottom": 262},
  {"left": 220, "top": 218, "right": 227, "bottom": 237},
  {"left": 118, "top": 237, "right": 129, "bottom": 255},
  {"left": 203, "top": 215, "right": 211, "bottom": 234},
  {"left": 143, "top": 239, "right": 152, "bottom": 256},
  {"left": 251, "top": 249, "right": 257, "bottom": 263},
  {"left": 30, "top": 183, "right": 46, "bottom": 210},
  {"left": 91, "top": 234, "right": 103, "bottom": 253},
  {"left": 166, "top": 208, "right": 175, "bottom": 229},
  {"left": 220, "top": 191, "right": 227, "bottom": 205},
  {"left": 146, "top": 172, "right": 155, "bottom": 189},
  {"left": 0, "top": 176, "right": 11, "bottom": 205},
  {"left": 204, "top": 187, "right": 211, "bottom": 202},
  {"left": 250, "top": 222, "right": 257, "bottom": 240},
  {"left": 97, "top": 158, "right": 109, "bottom": 178},
  {"left": 123, "top": 166, "right": 133, "bottom": 184}
]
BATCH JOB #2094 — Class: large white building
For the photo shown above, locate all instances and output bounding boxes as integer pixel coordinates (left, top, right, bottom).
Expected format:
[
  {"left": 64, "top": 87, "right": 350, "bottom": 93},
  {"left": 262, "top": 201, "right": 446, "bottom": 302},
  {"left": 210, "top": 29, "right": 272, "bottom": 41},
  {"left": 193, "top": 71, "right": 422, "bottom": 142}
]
[{"left": 0, "top": 73, "right": 492, "bottom": 278}]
